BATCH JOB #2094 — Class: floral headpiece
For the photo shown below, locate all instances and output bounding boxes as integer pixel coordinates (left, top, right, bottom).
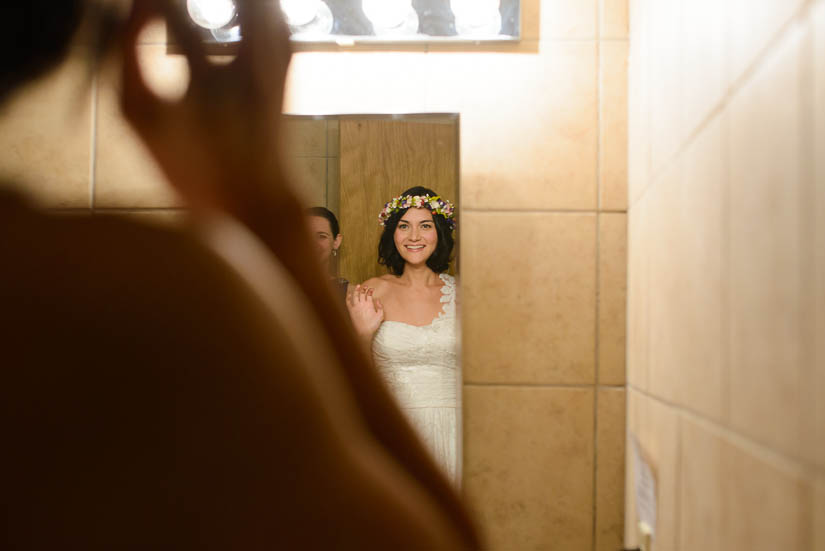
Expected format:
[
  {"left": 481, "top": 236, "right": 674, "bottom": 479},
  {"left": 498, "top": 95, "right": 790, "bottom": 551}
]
[{"left": 378, "top": 194, "right": 456, "bottom": 229}]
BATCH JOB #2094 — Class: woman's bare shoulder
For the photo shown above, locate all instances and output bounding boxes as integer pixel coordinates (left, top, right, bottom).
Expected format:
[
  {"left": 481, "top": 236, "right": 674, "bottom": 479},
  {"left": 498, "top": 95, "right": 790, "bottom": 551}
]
[{"left": 359, "top": 275, "right": 396, "bottom": 290}]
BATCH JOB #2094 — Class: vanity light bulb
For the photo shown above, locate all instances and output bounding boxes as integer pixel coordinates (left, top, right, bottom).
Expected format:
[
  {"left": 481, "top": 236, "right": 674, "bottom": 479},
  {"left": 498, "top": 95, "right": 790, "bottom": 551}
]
[
  {"left": 362, "top": 0, "right": 412, "bottom": 30},
  {"left": 280, "top": 0, "right": 321, "bottom": 27},
  {"left": 450, "top": 0, "right": 499, "bottom": 24},
  {"left": 186, "top": 0, "right": 236, "bottom": 30},
  {"left": 450, "top": 0, "right": 501, "bottom": 34}
]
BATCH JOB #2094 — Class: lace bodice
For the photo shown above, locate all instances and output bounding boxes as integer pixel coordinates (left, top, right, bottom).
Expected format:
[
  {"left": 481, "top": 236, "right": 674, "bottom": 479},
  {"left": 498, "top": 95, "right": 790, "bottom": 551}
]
[{"left": 371, "top": 273, "right": 457, "bottom": 409}]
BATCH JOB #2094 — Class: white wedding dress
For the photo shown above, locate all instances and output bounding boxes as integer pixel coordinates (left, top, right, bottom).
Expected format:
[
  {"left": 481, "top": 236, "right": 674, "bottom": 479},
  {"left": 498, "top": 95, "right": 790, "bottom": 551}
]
[{"left": 372, "top": 273, "right": 459, "bottom": 484}]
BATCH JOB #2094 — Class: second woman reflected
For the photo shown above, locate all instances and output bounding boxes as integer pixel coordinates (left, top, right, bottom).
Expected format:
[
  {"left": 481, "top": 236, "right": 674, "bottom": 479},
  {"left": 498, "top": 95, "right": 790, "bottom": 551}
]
[{"left": 306, "top": 206, "right": 350, "bottom": 303}]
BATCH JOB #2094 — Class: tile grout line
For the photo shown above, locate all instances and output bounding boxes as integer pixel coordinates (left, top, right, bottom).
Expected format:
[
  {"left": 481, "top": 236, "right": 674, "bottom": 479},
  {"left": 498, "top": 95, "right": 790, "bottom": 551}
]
[
  {"left": 592, "top": 4, "right": 604, "bottom": 549},
  {"left": 797, "top": 15, "right": 818, "bottom": 471},
  {"left": 89, "top": 72, "right": 99, "bottom": 211},
  {"left": 635, "top": 2, "right": 816, "bottom": 212},
  {"left": 626, "top": 384, "right": 825, "bottom": 478},
  {"left": 721, "top": 98, "right": 732, "bottom": 428}
]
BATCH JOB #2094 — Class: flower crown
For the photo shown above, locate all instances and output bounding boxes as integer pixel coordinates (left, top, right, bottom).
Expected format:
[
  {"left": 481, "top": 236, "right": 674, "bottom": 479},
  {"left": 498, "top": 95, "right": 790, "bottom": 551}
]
[{"left": 378, "top": 194, "right": 456, "bottom": 229}]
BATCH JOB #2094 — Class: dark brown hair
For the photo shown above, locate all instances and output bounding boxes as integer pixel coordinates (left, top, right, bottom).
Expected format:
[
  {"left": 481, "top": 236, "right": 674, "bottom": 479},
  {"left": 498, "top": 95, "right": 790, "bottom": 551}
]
[{"left": 377, "top": 186, "right": 454, "bottom": 276}]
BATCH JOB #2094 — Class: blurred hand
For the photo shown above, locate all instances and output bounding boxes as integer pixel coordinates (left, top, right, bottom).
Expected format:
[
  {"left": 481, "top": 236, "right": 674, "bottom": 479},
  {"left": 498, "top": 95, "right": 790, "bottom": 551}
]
[
  {"left": 120, "top": 0, "right": 293, "bottom": 218},
  {"left": 346, "top": 286, "right": 385, "bottom": 341}
]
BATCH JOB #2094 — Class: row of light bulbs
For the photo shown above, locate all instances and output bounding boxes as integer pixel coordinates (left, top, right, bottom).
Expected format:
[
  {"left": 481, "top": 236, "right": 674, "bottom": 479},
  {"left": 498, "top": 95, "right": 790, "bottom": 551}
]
[{"left": 186, "top": 0, "right": 503, "bottom": 40}]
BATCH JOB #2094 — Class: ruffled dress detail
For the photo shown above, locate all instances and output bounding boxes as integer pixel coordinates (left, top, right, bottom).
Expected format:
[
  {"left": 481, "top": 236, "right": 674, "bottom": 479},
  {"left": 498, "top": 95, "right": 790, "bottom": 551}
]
[{"left": 372, "top": 273, "right": 458, "bottom": 483}]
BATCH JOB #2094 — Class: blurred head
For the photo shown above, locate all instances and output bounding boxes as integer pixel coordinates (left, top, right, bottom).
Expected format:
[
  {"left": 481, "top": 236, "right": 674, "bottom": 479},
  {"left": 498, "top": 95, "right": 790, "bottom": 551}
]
[
  {"left": 305, "top": 207, "right": 342, "bottom": 270},
  {"left": 2, "top": 1, "right": 86, "bottom": 103},
  {"left": 378, "top": 186, "right": 454, "bottom": 276}
]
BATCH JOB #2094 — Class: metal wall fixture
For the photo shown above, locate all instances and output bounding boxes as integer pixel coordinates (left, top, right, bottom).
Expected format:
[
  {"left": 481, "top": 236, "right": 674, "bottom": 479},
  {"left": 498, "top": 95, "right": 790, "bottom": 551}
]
[{"left": 181, "top": 0, "right": 520, "bottom": 45}]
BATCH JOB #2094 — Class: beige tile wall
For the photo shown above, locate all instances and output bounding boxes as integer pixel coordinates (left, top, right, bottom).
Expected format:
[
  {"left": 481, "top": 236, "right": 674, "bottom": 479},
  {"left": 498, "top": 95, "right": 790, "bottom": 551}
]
[
  {"left": 626, "top": 0, "right": 823, "bottom": 549},
  {"left": 0, "top": 1, "right": 629, "bottom": 549}
]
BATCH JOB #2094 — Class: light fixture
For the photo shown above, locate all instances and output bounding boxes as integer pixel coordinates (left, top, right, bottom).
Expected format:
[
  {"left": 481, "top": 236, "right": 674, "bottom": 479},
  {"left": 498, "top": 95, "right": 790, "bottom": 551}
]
[
  {"left": 181, "top": 0, "right": 520, "bottom": 44},
  {"left": 362, "top": 0, "right": 418, "bottom": 35},
  {"left": 280, "top": 0, "right": 334, "bottom": 37},
  {"left": 280, "top": 0, "right": 320, "bottom": 27},
  {"left": 450, "top": 0, "right": 501, "bottom": 36},
  {"left": 211, "top": 24, "right": 241, "bottom": 43},
  {"left": 186, "top": 0, "right": 236, "bottom": 30}
]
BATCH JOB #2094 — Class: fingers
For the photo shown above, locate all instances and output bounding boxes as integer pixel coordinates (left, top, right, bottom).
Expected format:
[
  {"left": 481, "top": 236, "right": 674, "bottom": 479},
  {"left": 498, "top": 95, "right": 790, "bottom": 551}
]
[
  {"left": 346, "top": 284, "right": 377, "bottom": 308},
  {"left": 157, "top": 0, "right": 209, "bottom": 78},
  {"left": 346, "top": 284, "right": 360, "bottom": 308},
  {"left": 121, "top": 0, "right": 165, "bottom": 125},
  {"left": 235, "top": 0, "right": 292, "bottom": 92}
]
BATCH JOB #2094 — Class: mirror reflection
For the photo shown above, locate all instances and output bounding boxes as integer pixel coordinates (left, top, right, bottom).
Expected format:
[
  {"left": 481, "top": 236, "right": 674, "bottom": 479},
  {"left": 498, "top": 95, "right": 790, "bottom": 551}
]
[{"left": 289, "top": 114, "right": 461, "bottom": 482}]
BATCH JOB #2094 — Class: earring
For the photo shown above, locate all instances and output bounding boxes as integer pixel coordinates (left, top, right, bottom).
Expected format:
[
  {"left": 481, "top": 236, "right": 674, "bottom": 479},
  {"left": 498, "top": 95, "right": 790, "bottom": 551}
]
[{"left": 332, "top": 249, "right": 338, "bottom": 257}]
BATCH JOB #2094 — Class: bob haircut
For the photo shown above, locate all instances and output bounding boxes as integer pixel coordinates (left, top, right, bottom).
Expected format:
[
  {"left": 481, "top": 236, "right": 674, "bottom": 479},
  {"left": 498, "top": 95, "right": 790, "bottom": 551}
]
[
  {"left": 306, "top": 206, "right": 340, "bottom": 237},
  {"left": 378, "top": 186, "right": 454, "bottom": 276}
]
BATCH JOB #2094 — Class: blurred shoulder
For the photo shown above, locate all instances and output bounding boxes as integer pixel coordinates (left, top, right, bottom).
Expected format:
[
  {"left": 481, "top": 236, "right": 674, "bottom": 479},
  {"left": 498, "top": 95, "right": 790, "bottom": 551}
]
[{"left": 0, "top": 190, "right": 290, "bottom": 358}]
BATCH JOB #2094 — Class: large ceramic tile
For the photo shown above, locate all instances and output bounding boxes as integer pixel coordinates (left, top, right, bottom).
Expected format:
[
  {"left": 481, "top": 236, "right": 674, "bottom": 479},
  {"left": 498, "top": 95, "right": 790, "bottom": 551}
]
[
  {"left": 679, "top": 418, "right": 728, "bottom": 551},
  {"left": 670, "top": 115, "right": 727, "bottom": 422},
  {"left": 600, "top": 0, "right": 628, "bottom": 39},
  {"left": 598, "top": 213, "right": 627, "bottom": 385},
  {"left": 724, "top": 439, "right": 814, "bottom": 549},
  {"left": 522, "top": 0, "right": 598, "bottom": 41},
  {"left": 626, "top": 192, "right": 649, "bottom": 391},
  {"left": 94, "top": 46, "right": 185, "bottom": 208},
  {"left": 599, "top": 40, "right": 628, "bottom": 211},
  {"left": 627, "top": 0, "right": 651, "bottom": 206},
  {"left": 425, "top": 43, "right": 598, "bottom": 210},
  {"left": 646, "top": 163, "right": 682, "bottom": 405},
  {"left": 727, "top": 0, "right": 806, "bottom": 86},
  {"left": 814, "top": 0, "right": 825, "bottom": 471},
  {"left": 284, "top": 52, "right": 430, "bottom": 115},
  {"left": 0, "top": 51, "right": 91, "bottom": 208},
  {"left": 645, "top": 397, "right": 681, "bottom": 551},
  {"left": 463, "top": 386, "right": 595, "bottom": 550},
  {"left": 648, "top": 0, "right": 684, "bottom": 174},
  {"left": 623, "top": 389, "right": 641, "bottom": 549},
  {"left": 681, "top": 0, "right": 727, "bottom": 136},
  {"left": 633, "top": 394, "right": 681, "bottom": 551},
  {"left": 461, "top": 212, "right": 597, "bottom": 384},
  {"left": 728, "top": 26, "right": 807, "bottom": 459},
  {"left": 683, "top": 419, "right": 815, "bottom": 550},
  {"left": 596, "top": 388, "right": 625, "bottom": 551},
  {"left": 282, "top": 118, "right": 327, "bottom": 157}
]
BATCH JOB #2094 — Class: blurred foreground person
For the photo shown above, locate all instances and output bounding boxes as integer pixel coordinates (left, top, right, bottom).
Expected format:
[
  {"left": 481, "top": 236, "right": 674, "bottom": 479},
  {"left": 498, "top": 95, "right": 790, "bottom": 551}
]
[{"left": 0, "top": 1, "right": 480, "bottom": 549}]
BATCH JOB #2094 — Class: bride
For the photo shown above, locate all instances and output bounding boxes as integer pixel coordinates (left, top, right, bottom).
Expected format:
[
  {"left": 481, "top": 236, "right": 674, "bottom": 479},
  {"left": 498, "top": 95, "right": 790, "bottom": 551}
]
[{"left": 347, "top": 186, "right": 459, "bottom": 483}]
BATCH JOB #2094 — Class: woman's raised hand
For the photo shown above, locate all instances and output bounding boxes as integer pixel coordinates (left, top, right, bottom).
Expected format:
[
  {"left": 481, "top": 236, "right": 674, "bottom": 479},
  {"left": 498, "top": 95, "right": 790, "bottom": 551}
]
[
  {"left": 346, "top": 285, "right": 385, "bottom": 342},
  {"left": 120, "top": 0, "right": 293, "bottom": 219}
]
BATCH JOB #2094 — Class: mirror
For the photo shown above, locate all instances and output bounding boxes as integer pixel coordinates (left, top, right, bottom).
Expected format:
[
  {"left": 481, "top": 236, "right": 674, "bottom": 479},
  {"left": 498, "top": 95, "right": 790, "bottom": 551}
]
[{"left": 284, "top": 113, "right": 462, "bottom": 483}]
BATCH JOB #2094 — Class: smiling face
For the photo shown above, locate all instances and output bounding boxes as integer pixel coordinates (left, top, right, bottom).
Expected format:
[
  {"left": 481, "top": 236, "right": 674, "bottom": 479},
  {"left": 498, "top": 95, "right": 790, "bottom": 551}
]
[
  {"left": 393, "top": 207, "right": 438, "bottom": 266},
  {"left": 307, "top": 215, "right": 342, "bottom": 269}
]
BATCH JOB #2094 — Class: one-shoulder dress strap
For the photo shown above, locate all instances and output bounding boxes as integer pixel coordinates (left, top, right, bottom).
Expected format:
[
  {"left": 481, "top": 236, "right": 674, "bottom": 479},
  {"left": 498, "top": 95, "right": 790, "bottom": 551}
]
[{"left": 437, "top": 273, "right": 457, "bottom": 321}]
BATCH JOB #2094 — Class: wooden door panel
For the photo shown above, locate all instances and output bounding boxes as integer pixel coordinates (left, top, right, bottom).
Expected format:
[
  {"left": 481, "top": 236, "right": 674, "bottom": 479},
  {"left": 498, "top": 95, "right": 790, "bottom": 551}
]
[{"left": 338, "top": 118, "right": 458, "bottom": 285}]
